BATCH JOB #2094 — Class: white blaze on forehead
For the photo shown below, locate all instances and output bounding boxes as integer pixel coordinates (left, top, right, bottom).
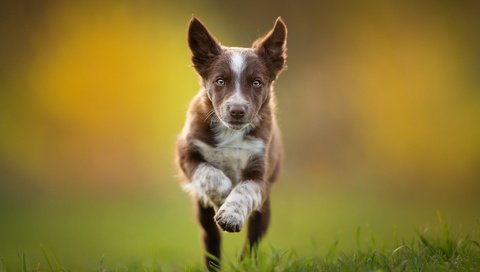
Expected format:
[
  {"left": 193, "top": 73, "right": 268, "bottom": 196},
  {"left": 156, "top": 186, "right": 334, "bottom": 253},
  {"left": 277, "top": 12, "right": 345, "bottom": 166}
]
[
  {"left": 228, "top": 50, "right": 248, "bottom": 104},
  {"left": 229, "top": 51, "right": 246, "bottom": 75}
]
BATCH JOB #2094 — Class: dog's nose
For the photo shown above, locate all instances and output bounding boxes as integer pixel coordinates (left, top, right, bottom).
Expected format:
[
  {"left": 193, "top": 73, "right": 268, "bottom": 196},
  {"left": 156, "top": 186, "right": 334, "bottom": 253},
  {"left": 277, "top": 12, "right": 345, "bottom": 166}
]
[{"left": 229, "top": 104, "right": 246, "bottom": 119}]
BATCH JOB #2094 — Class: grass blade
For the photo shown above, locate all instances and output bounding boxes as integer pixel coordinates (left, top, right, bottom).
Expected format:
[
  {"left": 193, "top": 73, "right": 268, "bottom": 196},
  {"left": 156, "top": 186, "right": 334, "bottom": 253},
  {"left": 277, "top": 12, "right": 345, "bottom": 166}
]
[
  {"left": 356, "top": 226, "right": 362, "bottom": 252},
  {"left": 41, "top": 245, "right": 55, "bottom": 272},
  {"left": 21, "top": 252, "right": 27, "bottom": 272},
  {"left": 326, "top": 239, "right": 339, "bottom": 261},
  {"left": 436, "top": 210, "right": 450, "bottom": 241}
]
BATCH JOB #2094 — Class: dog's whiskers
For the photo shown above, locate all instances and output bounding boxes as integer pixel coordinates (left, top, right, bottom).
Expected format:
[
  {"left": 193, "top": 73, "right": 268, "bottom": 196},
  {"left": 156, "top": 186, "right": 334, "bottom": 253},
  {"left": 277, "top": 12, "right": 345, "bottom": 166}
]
[{"left": 204, "top": 109, "right": 216, "bottom": 122}]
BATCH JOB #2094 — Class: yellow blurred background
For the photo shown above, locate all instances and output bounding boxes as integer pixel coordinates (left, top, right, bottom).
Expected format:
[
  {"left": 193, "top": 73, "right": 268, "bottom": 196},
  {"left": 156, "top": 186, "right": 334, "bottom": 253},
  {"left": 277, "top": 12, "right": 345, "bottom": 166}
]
[{"left": 0, "top": 0, "right": 479, "bottom": 269}]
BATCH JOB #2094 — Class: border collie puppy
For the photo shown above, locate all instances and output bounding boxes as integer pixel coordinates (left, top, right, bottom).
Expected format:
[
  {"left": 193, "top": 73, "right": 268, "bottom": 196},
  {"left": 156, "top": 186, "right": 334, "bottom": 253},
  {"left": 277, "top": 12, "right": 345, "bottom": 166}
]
[{"left": 176, "top": 16, "right": 287, "bottom": 270}]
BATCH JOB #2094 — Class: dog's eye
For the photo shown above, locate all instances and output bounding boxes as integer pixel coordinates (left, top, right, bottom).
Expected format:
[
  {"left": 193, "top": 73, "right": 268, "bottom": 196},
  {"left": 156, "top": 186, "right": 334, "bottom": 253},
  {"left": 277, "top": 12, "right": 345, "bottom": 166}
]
[
  {"left": 252, "top": 79, "right": 262, "bottom": 88},
  {"left": 215, "top": 78, "right": 225, "bottom": 86}
]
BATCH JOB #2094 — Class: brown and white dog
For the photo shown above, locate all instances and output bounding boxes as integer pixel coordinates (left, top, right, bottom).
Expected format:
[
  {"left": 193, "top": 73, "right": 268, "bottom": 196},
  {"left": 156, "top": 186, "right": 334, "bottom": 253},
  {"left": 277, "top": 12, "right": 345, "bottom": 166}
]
[{"left": 176, "top": 16, "right": 287, "bottom": 270}]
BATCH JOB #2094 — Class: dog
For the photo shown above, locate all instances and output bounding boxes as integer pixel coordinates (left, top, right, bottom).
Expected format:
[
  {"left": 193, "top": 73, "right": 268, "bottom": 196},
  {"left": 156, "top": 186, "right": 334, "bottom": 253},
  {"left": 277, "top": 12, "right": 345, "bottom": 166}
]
[{"left": 176, "top": 16, "right": 287, "bottom": 270}]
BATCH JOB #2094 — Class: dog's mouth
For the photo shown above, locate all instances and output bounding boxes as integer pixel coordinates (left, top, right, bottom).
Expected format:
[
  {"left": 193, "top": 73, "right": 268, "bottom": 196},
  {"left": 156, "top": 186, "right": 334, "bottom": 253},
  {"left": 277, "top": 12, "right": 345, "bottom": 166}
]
[
  {"left": 218, "top": 118, "right": 250, "bottom": 130},
  {"left": 228, "top": 121, "right": 249, "bottom": 130}
]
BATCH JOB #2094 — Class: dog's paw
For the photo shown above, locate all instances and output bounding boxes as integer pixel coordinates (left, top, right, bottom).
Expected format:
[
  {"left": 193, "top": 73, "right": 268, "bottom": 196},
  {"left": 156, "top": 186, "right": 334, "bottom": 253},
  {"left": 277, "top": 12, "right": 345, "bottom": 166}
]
[{"left": 214, "top": 207, "right": 244, "bottom": 232}]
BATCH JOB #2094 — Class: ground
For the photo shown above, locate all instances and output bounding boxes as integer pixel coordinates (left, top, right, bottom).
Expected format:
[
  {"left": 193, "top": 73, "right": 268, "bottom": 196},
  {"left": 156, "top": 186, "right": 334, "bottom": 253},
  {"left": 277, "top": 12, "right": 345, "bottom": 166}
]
[{"left": 0, "top": 179, "right": 479, "bottom": 271}]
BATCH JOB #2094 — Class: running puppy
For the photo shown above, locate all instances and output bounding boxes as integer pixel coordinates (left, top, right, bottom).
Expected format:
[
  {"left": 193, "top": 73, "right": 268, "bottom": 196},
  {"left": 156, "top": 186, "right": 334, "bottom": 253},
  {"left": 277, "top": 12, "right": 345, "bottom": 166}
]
[{"left": 176, "top": 16, "right": 287, "bottom": 270}]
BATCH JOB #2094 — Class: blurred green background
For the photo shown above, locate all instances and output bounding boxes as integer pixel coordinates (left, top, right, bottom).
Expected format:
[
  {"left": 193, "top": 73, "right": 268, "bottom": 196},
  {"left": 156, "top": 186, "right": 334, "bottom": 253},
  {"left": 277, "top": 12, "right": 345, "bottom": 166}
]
[{"left": 1, "top": 1, "right": 479, "bottom": 270}]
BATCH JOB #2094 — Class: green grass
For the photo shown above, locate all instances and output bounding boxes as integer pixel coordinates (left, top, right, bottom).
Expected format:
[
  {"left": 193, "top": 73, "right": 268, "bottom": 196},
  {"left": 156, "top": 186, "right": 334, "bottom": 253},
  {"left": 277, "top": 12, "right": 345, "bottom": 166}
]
[
  {"left": 219, "top": 233, "right": 480, "bottom": 272},
  {"left": 215, "top": 213, "right": 480, "bottom": 271},
  {"left": 2, "top": 218, "right": 480, "bottom": 271},
  {"left": 0, "top": 180, "right": 479, "bottom": 271}
]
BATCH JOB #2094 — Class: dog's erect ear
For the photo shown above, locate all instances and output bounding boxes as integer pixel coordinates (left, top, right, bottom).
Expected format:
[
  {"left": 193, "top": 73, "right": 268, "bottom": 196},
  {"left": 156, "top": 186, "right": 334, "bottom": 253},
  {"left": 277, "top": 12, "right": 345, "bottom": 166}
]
[
  {"left": 253, "top": 17, "right": 287, "bottom": 79},
  {"left": 188, "top": 17, "right": 222, "bottom": 77}
]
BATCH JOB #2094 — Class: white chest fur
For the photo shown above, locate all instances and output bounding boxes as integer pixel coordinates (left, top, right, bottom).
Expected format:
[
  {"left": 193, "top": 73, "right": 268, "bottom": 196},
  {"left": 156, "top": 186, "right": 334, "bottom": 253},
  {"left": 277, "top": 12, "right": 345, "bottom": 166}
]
[{"left": 193, "top": 128, "right": 264, "bottom": 183}]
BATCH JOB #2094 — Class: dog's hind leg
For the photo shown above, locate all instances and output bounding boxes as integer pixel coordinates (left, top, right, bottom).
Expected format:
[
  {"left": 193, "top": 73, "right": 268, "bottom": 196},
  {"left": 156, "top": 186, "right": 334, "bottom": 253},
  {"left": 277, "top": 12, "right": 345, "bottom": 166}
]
[
  {"left": 241, "top": 197, "right": 270, "bottom": 259},
  {"left": 196, "top": 201, "right": 221, "bottom": 271}
]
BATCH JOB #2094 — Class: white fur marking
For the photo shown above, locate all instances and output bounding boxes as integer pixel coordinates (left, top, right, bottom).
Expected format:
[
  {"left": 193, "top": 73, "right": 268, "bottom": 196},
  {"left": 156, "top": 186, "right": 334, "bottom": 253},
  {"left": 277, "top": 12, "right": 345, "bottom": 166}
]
[
  {"left": 230, "top": 51, "right": 246, "bottom": 76},
  {"left": 192, "top": 130, "right": 264, "bottom": 183},
  {"left": 228, "top": 89, "right": 248, "bottom": 105},
  {"left": 215, "top": 181, "right": 263, "bottom": 229},
  {"left": 228, "top": 51, "right": 248, "bottom": 104},
  {"left": 182, "top": 163, "right": 233, "bottom": 207}
]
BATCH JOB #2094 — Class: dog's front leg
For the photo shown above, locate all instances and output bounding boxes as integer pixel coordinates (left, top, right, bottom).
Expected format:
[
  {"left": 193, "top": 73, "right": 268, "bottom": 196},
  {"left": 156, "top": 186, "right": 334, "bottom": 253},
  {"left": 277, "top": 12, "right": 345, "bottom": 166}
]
[
  {"left": 183, "top": 163, "right": 233, "bottom": 208},
  {"left": 215, "top": 154, "right": 266, "bottom": 232},
  {"left": 178, "top": 138, "right": 233, "bottom": 207},
  {"left": 214, "top": 180, "right": 264, "bottom": 232}
]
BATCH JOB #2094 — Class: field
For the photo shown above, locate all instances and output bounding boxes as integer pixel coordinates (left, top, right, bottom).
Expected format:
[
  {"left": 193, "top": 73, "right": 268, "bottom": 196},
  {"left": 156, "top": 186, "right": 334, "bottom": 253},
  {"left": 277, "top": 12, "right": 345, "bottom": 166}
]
[
  {"left": 1, "top": 179, "right": 479, "bottom": 271},
  {"left": 1, "top": 3, "right": 480, "bottom": 271}
]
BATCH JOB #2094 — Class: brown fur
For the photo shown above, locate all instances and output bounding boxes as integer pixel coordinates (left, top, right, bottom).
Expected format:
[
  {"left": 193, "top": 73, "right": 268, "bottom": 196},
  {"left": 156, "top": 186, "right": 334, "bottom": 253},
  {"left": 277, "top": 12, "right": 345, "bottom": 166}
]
[{"left": 176, "top": 17, "right": 287, "bottom": 270}]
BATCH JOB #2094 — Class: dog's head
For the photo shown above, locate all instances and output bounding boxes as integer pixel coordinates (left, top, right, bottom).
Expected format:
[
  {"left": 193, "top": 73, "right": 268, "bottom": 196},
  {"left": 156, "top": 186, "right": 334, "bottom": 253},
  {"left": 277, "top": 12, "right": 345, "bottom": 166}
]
[{"left": 188, "top": 17, "right": 287, "bottom": 130}]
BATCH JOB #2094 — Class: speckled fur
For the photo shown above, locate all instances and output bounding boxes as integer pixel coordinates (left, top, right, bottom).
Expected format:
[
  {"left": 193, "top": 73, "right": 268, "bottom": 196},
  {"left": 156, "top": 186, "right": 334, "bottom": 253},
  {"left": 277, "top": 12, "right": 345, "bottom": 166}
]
[{"left": 176, "top": 16, "right": 287, "bottom": 270}]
